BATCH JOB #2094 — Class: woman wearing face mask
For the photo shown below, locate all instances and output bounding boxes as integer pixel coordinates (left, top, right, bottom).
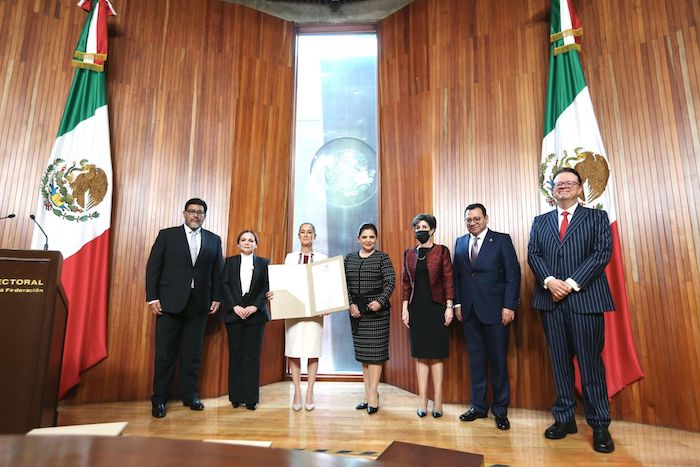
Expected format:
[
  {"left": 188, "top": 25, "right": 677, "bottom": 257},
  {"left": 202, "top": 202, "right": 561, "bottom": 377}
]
[
  {"left": 401, "top": 213, "right": 454, "bottom": 418},
  {"left": 221, "top": 230, "right": 270, "bottom": 411},
  {"left": 282, "top": 223, "right": 327, "bottom": 411},
  {"left": 344, "top": 223, "right": 396, "bottom": 414}
]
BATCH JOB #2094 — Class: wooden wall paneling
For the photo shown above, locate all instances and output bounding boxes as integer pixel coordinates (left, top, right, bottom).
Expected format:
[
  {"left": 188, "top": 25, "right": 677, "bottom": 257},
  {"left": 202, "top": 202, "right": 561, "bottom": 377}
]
[
  {"left": 378, "top": 0, "right": 700, "bottom": 431},
  {"left": 377, "top": 0, "right": 446, "bottom": 395},
  {"left": 3, "top": 0, "right": 700, "bottom": 432},
  {"left": 224, "top": 15, "right": 294, "bottom": 388},
  {"left": 0, "top": 0, "right": 293, "bottom": 403}
]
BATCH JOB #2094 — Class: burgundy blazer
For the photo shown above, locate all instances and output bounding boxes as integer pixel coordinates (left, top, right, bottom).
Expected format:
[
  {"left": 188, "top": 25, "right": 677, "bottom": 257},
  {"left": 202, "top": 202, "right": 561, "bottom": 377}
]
[{"left": 402, "top": 244, "right": 455, "bottom": 304}]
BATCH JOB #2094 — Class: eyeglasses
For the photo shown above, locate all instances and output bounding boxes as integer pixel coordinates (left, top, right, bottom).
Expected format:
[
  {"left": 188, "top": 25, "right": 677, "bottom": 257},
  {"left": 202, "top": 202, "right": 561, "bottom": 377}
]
[
  {"left": 185, "top": 209, "right": 206, "bottom": 216},
  {"left": 465, "top": 217, "right": 482, "bottom": 224},
  {"left": 553, "top": 181, "right": 580, "bottom": 189}
]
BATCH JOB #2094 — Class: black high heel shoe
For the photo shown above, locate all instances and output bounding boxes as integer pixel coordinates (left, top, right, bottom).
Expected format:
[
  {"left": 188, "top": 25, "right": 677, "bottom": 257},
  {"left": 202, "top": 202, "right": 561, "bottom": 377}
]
[
  {"left": 432, "top": 410, "right": 443, "bottom": 418},
  {"left": 417, "top": 408, "right": 427, "bottom": 417},
  {"left": 355, "top": 402, "right": 368, "bottom": 410},
  {"left": 368, "top": 391, "right": 380, "bottom": 414}
]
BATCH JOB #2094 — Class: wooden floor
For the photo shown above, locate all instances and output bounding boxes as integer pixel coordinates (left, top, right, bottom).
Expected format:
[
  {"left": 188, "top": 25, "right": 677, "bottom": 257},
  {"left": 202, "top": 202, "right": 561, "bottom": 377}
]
[{"left": 58, "top": 382, "right": 700, "bottom": 467}]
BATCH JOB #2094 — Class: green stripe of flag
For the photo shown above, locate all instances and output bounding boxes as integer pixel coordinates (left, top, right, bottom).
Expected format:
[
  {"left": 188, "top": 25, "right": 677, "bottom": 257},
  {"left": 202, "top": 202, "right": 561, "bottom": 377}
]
[
  {"left": 543, "top": 48, "right": 587, "bottom": 136},
  {"left": 550, "top": 0, "right": 562, "bottom": 35},
  {"left": 57, "top": 68, "right": 107, "bottom": 138}
]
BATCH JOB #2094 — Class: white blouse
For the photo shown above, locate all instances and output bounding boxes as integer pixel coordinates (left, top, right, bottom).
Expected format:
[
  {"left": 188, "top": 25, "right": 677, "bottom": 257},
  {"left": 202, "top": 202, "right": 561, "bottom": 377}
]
[{"left": 240, "top": 254, "right": 254, "bottom": 295}]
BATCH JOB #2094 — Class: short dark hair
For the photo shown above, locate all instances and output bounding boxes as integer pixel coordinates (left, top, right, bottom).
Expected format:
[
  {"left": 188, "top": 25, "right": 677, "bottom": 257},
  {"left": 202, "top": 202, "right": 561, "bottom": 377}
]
[
  {"left": 553, "top": 167, "right": 582, "bottom": 185},
  {"left": 411, "top": 213, "right": 436, "bottom": 230},
  {"left": 357, "top": 222, "right": 378, "bottom": 237},
  {"left": 236, "top": 229, "right": 259, "bottom": 244},
  {"left": 184, "top": 198, "right": 207, "bottom": 213},
  {"left": 299, "top": 222, "right": 316, "bottom": 234},
  {"left": 464, "top": 203, "right": 487, "bottom": 218}
]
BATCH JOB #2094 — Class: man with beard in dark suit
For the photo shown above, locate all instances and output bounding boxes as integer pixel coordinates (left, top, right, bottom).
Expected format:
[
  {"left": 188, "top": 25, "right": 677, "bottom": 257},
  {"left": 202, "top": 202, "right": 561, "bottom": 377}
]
[{"left": 146, "top": 198, "right": 223, "bottom": 418}]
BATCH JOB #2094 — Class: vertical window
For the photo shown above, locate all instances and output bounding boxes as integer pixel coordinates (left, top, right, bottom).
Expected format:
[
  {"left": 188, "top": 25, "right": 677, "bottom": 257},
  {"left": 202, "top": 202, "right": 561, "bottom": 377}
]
[{"left": 292, "top": 32, "right": 378, "bottom": 374}]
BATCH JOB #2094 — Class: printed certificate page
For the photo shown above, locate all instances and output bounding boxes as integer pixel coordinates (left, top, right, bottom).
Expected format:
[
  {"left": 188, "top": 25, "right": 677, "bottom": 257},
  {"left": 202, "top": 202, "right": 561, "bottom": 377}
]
[{"left": 310, "top": 256, "right": 349, "bottom": 315}]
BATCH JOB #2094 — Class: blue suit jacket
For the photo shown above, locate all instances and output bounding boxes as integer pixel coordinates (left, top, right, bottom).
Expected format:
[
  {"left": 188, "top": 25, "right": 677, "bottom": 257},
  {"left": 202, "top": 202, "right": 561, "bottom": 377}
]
[
  {"left": 453, "top": 230, "right": 521, "bottom": 325},
  {"left": 527, "top": 207, "right": 615, "bottom": 313}
]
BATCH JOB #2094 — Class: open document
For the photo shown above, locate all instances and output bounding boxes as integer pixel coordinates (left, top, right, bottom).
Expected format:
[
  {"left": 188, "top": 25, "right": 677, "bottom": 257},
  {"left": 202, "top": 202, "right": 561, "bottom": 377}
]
[{"left": 268, "top": 255, "right": 349, "bottom": 320}]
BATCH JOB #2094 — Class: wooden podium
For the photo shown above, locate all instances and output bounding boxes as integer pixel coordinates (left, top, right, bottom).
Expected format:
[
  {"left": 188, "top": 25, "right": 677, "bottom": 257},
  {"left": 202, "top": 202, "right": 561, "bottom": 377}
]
[{"left": 0, "top": 249, "right": 68, "bottom": 434}]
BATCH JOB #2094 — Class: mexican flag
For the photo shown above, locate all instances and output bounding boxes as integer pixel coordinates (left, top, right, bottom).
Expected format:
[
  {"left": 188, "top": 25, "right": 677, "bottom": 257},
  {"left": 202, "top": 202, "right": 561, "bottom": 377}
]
[
  {"left": 31, "top": 0, "right": 116, "bottom": 398},
  {"left": 539, "top": 0, "right": 643, "bottom": 397}
]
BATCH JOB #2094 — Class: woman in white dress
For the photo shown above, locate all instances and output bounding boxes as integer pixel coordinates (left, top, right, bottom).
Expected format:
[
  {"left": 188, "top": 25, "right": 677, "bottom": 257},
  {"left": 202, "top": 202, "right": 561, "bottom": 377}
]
[{"left": 283, "top": 223, "right": 327, "bottom": 411}]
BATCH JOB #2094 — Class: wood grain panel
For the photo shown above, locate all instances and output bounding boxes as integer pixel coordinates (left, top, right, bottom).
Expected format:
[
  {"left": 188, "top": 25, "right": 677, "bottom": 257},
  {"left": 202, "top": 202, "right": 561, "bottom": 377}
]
[
  {"left": 0, "top": 0, "right": 293, "bottom": 403},
  {"left": 2, "top": 0, "right": 700, "bottom": 432},
  {"left": 378, "top": 0, "right": 700, "bottom": 432}
]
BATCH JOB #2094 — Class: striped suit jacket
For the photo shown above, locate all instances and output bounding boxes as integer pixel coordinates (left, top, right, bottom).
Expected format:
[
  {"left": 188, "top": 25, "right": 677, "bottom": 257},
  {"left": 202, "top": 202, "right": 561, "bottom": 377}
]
[{"left": 527, "top": 206, "right": 615, "bottom": 314}]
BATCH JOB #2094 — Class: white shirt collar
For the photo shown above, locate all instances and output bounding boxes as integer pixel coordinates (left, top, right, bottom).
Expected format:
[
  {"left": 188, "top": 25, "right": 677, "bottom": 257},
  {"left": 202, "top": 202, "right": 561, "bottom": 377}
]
[
  {"left": 472, "top": 227, "right": 489, "bottom": 241},
  {"left": 557, "top": 204, "right": 578, "bottom": 218},
  {"left": 184, "top": 224, "right": 201, "bottom": 235}
]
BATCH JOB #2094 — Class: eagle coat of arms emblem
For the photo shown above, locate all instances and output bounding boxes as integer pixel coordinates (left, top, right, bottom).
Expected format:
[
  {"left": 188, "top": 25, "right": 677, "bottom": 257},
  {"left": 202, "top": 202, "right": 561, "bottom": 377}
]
[
  {"left": 539, "top": 147, "right": 610, "bottom": 208},
  {"left": 40, "top": 158, "right": 109, "bottom": 222}
]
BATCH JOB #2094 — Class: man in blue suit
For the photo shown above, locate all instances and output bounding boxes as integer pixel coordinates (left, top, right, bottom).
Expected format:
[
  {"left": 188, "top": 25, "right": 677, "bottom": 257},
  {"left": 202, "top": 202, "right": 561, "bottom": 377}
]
[
  {"left": 528, "top": 167, "right": 615, "bottom": 454},
  {"left": 453, "top": 203, "right": 520, "bottom": 430}
]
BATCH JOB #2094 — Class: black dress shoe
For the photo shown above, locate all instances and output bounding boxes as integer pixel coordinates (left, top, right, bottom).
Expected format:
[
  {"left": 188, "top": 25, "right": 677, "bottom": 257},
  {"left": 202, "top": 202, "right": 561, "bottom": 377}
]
[
  {"left": 459, "top": 408, "right": 487, "bottom": 422},
  {"left": 416, "top": 408, "right": 427, "bottom": 417},
  {"left": 432, "top": 411, "right": 443, "bottom": 418},
  {"left": 593, "top": 426, "right": 615, "bottom": 453},
  {"left": 183, "top": 398, "right": 204, "bottom": 410},
  {"left": 152, "top": 403, "right": 166, "bottom": 418},
  {"left": 356, "top": 402, "right": 368, "bottom": 410},
  {"left": 544, "top": 419, "right": 577, "bottom": 439},
  {"left": 246, "top": 403, "right": 257, "bottom": 411},
  {"left": 495, "top": 414, "right": 510, "bottom": 430},
  {"left": 367, "top": 406, "right": 379, "bottom": 414},
  {"left": 231, "top": 402, "right": 241, "bottom": 408}
]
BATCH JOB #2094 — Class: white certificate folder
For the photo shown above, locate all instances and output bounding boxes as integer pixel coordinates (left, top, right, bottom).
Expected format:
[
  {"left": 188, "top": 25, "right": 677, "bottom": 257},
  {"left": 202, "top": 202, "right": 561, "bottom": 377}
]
[{"left": 268, "top": 255, "right": 349, "bottom": 320}]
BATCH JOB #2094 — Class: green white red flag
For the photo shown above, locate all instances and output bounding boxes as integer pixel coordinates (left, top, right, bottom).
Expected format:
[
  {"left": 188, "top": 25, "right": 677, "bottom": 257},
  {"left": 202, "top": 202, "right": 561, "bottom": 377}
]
[
  {"left": 31, "top": 0, "right": 116, "bottom": 398},
  {"left": 539, "top": 0, "right": 643, "bottom": 397}
]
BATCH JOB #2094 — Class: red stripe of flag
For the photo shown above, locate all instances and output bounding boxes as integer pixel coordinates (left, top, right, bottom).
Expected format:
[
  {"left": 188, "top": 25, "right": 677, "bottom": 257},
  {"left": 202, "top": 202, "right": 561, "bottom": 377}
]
[{"left": 58, "top": 229, "right": 110, "bottom": 398}]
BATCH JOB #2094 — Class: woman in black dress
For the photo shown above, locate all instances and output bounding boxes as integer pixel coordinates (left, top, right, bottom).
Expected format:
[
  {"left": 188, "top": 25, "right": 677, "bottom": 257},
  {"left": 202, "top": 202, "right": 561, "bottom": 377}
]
[
  {"left": 401, "top": 214, "right": 454, "bottom": 418},
  {"left": 344, "top": 223, "right": 396, "bottom": 414}
]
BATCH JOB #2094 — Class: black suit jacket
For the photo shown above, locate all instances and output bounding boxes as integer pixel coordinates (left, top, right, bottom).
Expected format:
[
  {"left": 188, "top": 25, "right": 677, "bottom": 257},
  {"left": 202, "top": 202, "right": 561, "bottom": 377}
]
[
  {"left": 221, "top": 255, "right": 270, "bottom": 324},
  {"left": 145, "top": 225, "right": 224, "bottom": 314}
]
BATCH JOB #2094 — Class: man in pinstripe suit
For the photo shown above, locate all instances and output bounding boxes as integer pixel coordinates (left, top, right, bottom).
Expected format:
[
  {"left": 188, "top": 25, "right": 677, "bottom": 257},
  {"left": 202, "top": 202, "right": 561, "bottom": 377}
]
[{"left": 527, "top": 168, "right": 615, "bottom": 454}]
